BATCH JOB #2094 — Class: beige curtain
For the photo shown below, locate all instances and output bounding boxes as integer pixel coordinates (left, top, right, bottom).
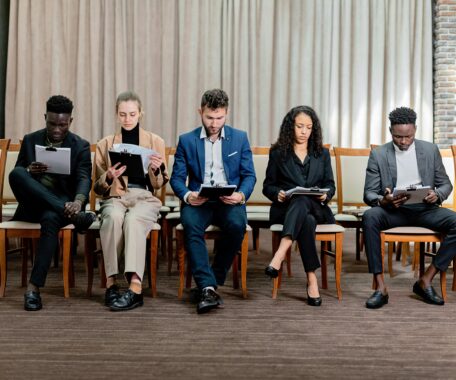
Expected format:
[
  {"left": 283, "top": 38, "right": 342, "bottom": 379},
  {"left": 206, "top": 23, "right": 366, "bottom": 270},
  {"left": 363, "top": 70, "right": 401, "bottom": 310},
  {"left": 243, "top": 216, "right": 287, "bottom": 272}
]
[{"left": 5, "top": 0, "right": 433, "bottom": 148}]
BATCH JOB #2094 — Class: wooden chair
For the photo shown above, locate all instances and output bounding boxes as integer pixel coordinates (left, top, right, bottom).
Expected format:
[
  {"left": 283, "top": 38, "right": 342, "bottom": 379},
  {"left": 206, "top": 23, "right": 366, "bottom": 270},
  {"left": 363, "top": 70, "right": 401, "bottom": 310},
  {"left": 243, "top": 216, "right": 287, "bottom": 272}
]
[
  {"left": 269, "top": 223, "right": 344, "bottom": 300},
  {"left": 84, "top": 144, "right": 162, "bottom": 297},
  {"left": 175, "top": 224, "right": 251, "bottom": 299},
  {"left": 333, "top": 147, "right": 371, "bottom": 260},
  {"left": 378, "top": 227, "right": 448, "bottom": 299},
  {"left": 0, "top": 139, "right": 75, "bottom": 297}
]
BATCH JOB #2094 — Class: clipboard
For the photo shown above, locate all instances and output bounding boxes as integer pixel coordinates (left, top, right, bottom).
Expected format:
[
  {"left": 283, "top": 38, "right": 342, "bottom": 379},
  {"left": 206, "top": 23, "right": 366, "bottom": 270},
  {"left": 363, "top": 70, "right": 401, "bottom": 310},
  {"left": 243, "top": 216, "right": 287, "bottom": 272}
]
[
  {"left": 198, "top": 184, "right": 237, "bottom": 200},
  {"left": 392, "top": 185, "right": 431, "bottom": 204},
  {"left": 35, "top": 145, "right": 71, "bottom": 174},
  {"left": 285, "top": 186, "right": 330, "bottom": 198},
  {"left": 108, "top": 151, "right": 145, "bottom": 178}
]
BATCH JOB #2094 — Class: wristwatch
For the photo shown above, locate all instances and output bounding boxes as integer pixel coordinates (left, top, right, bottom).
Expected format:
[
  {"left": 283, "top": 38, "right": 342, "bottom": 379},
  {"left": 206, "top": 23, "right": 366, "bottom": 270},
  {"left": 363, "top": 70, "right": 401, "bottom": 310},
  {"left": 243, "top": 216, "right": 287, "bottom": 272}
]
[{"left": 238, "top": 191, "right": 246, "bottom": 205}]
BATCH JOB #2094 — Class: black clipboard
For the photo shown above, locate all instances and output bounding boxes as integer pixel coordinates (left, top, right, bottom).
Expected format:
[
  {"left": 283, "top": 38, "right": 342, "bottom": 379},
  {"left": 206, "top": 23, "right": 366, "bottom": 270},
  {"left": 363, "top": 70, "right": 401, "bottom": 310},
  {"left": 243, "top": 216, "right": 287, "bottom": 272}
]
[
  {"left": 108, "top": 151, "right": 145, "bottom": 178},
  {"left": 198, "top": 184, "right": 237, "bottom": 200}
]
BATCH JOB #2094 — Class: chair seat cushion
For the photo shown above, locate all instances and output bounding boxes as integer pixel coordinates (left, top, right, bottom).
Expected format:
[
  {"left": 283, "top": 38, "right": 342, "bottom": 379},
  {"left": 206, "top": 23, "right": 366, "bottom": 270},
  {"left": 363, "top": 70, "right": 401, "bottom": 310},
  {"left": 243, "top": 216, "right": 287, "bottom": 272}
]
[
  {"left": 382, "top": 226, "right": 439, "bottom": 235},
  {"left": 0, "top": 221, "right": 74, "bottom": 229},
  {"left": 334, "top": 213, "right": 360, "bottom": 222},
  {"left": 270, "top": 223, "right": 344, "bottom": 233},
  {"left": 245, "top": 205, "right": 271, "bottom": 213},
  {"left": 246, "top": 212, "right": 269, "bottom": 222}
]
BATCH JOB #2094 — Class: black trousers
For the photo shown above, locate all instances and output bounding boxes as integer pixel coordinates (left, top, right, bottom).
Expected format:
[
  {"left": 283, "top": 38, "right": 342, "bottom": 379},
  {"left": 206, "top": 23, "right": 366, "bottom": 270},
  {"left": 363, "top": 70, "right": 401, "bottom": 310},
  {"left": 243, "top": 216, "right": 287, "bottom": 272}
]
[
  {"left": 9, "top": 167, "right": 71, "bottom": 287},
  {"left": 362, "top": 204, "right": 456, "bottom": 274},
  {"left": 272, "top": 196, "right": 335, "bottom": 273}
]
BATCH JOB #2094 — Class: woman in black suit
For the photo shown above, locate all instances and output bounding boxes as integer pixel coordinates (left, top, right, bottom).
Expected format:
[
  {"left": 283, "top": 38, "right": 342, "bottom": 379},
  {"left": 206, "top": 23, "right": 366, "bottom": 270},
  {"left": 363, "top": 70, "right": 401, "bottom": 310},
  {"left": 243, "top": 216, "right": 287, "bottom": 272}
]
[{"left": 263, "top": 105, "right": 335, "bottom": 306}]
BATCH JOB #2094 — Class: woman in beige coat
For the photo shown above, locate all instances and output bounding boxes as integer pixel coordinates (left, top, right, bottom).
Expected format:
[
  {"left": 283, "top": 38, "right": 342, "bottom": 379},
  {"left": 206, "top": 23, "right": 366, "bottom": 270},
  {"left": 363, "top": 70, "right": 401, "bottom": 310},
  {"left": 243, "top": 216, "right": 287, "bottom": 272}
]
[{"left": 94, "top": 91, "right": 168, "bottom": 311}]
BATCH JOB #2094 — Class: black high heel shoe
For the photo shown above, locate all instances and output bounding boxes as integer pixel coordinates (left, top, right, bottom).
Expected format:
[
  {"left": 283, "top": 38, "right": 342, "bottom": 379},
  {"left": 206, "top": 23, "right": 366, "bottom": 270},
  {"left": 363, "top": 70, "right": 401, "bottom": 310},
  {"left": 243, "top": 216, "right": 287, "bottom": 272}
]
[
  {"left": 306, "top": 287, "right": 322, "bottom": 307},
  {"left": 264, "top": 266, "right": 279, "bottom": 278}
]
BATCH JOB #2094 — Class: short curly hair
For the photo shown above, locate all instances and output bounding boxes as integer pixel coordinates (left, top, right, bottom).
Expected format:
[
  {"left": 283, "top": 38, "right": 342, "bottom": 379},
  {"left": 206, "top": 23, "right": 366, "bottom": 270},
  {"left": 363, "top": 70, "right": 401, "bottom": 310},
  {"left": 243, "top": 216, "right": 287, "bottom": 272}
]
[
  {"left": 389, "top": 107, "right": 417, "bottom": 126},
  {"left": 201, "top": 89, "right": 229, "bottom": 109},
  {"left": 46, "top": 95, "right": 73, "bottom": 114}
]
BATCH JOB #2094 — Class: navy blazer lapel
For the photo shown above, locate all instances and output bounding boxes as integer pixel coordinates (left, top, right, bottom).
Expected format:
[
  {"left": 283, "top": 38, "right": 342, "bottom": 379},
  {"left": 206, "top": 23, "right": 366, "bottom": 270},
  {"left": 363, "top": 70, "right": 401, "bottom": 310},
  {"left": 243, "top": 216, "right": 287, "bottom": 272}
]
[
  {"left": 195, "top": 128, "right": 205, "bottom": 182},
  {"left": 221, "top": 127, "right": 231, "bottom": 180}
]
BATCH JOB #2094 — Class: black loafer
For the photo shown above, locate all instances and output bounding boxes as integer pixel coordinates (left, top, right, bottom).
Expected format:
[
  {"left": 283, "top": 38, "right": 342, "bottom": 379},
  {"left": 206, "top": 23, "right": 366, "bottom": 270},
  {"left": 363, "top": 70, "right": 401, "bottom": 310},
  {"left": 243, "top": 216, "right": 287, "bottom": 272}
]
[
  {"left": 366, "top": 290, "right": 389, "bottom": 309},
  {"left": 104, "top": 284, "right": 121, "bottom": 307},
  {"left": 110, "top": 289, "right": 143, "bottom": 311},
  {"left": 71, "top": 212, "right": 97, "bottom": 233},
  {"left": 24, "top": 290, "right": 42, "bottom": 311},
  {"left": 265, "top": 266, "right": 279, "bottom": 278},
  {"left": 307, "top": 290, "right": 322, "bottom": 307},
  {"left": 197, "top": 288, "right": 223, "bottom": 314},
  {"left": 413, "top": 281, "right": 444, "bottom": 305}
]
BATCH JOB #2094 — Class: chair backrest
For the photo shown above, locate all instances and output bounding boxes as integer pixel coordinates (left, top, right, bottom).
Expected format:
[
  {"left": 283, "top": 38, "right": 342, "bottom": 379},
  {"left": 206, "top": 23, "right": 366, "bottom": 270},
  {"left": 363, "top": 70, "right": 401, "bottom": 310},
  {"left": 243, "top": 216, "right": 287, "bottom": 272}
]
[
  {"left": 443, "top": 147, "right": 456, "bottom": 209},
  {"left": 162, "top": 146, "right": 177, "bottom": 204},
  {"left": 248, "top": 146, "right": 271, "bottom": 206},
  {"left": 2, "top": 142, "right": 19, "bottom": 205},
  {"left": 333, "top": 147, "right": 371, "bottom": 213},
  {"left": 0, "top": 139, "right": 12, "bottom": 221},
  {"left": 89, "top": 144, "right": 98, "bottom": 212},
  {"left": 329, "top": 147, "right": 337, "bottom": 206}
]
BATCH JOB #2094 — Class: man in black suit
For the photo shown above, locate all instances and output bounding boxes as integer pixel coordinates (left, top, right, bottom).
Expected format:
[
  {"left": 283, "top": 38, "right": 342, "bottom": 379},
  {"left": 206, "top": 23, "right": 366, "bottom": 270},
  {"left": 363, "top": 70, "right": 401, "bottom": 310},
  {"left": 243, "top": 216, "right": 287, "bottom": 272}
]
[{"left": 10, "top": 95, "right": 95, "bottom": 311}]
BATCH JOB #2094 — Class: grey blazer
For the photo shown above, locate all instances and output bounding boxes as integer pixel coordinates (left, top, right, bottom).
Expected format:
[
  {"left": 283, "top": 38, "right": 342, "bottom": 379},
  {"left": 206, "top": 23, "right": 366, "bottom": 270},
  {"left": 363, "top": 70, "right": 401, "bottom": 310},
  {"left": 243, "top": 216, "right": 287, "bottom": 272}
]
[{"left": 363, "top": 140, "right": 452, "bottom": 207}]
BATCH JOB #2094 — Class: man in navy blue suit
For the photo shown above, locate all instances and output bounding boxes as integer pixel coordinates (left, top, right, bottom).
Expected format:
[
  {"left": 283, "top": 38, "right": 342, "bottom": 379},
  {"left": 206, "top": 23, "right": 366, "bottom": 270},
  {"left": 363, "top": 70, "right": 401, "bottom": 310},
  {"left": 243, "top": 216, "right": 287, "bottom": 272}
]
[{"left": 170, "top": 89, "right": 256, "bottom": 314}]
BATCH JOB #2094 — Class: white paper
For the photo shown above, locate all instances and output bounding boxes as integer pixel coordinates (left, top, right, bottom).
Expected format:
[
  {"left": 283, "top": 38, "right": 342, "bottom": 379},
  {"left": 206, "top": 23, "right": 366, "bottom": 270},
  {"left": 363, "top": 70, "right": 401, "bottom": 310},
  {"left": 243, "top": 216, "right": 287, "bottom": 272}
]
[
  {"left": 285, "top": 186, "right": 330, "bottom": 198},
  {"left": 35, "top": 145, "right": 71, "bottom": 175},
  {"left": 112, "top": 143, "right": 158, "bottom": 174}
]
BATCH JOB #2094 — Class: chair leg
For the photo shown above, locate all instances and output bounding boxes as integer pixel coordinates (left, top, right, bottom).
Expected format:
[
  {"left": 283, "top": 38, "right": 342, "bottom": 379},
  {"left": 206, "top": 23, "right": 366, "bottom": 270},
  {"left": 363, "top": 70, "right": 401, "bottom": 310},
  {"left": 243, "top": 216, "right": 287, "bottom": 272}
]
[
  {"left": 286, "top": 247, "right": 292, "bottom": 277},
  {"left": 150, "top": 230, "right": 159, "bottom": 297},
  {"left": 320, "top": 241, "right": 328, "bottom": 290},
  {"left": 62, "top": 229, "right": 72, "bottom": 298},
  {"left": 388, "top": 242, "right": 394, "bottom": 276},
  {"left": 272, "top": 276, "right": 279, "bottom": 299},
  {"left": 21, "top": 239, "right": 28, "bottom": 287},
  {"left": 241, "top": 231, "right": 248, "bottom": 298},
  {"left": 452, "top": 258, "right": 456, "bottom": 292},
  {"left": 0, "top": 229, "right": 7, "bottom": 297},
  {"left": 335, "top": 233, "right": 343, "bottom": 301},
  {"left": 419, "top": 243, "right": 425, "bottom": 277},
  {"left": 167, "top": 221, "right": 174, "bottom": 275},
  {"left": 176, "top": 230, "right": 186, "bottom": 299},
  {"left": 355, "top": 227, "right": 361, "bottom": 261},
  {"left": 98, "top": 252, "right": 107, "bottom": 288},
  {"left": 440, "top": 270, "right": 447, "bottom": 301}
]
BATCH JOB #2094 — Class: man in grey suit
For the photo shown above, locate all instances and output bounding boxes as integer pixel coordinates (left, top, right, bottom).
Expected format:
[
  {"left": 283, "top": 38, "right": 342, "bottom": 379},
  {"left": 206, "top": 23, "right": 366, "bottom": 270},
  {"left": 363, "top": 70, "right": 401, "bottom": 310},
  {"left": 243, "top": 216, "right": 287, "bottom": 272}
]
[{"left": 363, "top": 106, "right": 456, "bottom": 309}]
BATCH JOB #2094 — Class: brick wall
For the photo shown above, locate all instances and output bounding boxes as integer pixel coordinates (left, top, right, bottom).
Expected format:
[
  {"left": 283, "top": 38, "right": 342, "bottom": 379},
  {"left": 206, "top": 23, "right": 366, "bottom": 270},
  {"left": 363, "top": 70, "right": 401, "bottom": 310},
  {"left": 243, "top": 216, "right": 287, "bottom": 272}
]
[{"left": 434, "top": 0, "right": 456, "bottom": 147}]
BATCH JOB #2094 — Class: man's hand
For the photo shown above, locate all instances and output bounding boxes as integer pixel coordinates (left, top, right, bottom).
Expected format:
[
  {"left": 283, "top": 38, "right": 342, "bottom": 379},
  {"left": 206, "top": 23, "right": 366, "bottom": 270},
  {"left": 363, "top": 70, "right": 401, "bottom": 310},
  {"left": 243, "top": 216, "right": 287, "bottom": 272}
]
[
  {"left": 318, "top": 193, "right": 327, "bottom": 202},
  {"left": 27, "top": 162, "right": 48, "bottom": 174},
  {"left": 148, "top": 153, "right": 163, "bottom": 171},
  {"left": 220, "top": 192, "right": 243, "bottom": 205},
  {"left": 187, "top": 191, "right": 208, "bottom": 206},
  {"left": 64, "top": 200, "right": 82, "bottom": 218},
  {"left": 424, "top": 189, "right": 438, "bottom": 204},
  {"left": 278, "top": 190, "right": 286, "bottom": 203},
  {"left": 106, "top": 162, "right": 127, "bottom": 181},
  {"left": 379, "top": 187, "right": 409, "bottom": 208}
]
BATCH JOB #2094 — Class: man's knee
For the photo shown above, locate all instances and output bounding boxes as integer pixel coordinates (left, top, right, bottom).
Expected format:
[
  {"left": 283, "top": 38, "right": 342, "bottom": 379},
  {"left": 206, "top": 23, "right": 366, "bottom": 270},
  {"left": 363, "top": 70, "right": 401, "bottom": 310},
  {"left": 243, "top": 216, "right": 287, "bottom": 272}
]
[
  {"left": 362, "top": 207, "right": 384, "bottom": 229},
  {"left": 9, "top": 167, "right": 28, "bottom": 188}
]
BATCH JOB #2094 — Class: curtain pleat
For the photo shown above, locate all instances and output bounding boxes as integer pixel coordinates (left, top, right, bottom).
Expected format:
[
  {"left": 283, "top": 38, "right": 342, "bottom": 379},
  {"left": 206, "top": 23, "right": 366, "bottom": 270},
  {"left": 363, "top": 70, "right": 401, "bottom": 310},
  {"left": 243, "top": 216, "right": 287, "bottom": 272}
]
[{"left": 5, "top": 0, "right": 433, "bottom": 148}]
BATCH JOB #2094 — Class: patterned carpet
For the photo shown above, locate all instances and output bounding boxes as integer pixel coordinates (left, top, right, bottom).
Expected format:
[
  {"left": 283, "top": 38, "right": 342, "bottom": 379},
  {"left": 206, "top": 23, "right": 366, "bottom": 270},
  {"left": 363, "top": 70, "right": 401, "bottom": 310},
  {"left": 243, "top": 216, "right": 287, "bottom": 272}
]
[{"left": 1, "top": 230, "right": 456, "bottom": 379}]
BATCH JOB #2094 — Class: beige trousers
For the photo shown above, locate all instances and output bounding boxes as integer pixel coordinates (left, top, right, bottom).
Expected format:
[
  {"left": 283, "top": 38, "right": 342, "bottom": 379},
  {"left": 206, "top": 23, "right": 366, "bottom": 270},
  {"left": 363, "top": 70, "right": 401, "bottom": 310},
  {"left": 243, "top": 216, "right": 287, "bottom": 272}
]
[{"left": 99, "top": 188, "right": 161, "bottom": 281}]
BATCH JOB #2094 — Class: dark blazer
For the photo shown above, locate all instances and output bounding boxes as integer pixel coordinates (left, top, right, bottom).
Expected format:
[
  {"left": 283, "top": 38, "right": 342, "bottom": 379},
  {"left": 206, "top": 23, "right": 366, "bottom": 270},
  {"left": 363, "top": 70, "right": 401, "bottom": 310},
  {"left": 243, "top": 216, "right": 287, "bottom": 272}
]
[
  {"left": 363, "top": 140, "right": 452, "bottom": 207},
  {"left": 263, "top": 147, "right": 335, "bottom": 223},
  {"left": 15, "top": 128, "right": 92, "bottom": 202},
  {"left": 170, "top": 125, "right": 256, "bottom": 201}
]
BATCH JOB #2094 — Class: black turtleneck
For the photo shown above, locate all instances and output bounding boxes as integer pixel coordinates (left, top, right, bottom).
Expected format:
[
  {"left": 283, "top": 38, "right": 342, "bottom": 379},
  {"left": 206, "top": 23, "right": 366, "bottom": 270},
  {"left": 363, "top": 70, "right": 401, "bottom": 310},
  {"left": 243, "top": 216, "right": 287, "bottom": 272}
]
[{"left": 121, "top": 125, "right": 147, "bottom": 187}]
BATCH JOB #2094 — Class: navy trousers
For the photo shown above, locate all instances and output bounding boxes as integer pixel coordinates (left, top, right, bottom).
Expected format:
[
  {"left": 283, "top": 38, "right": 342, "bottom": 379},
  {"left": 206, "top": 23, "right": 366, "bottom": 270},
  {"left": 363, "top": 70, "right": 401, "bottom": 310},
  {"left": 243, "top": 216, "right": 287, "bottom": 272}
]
[{"left": 180, "top": 201, "right": 247, "bottom": 290}]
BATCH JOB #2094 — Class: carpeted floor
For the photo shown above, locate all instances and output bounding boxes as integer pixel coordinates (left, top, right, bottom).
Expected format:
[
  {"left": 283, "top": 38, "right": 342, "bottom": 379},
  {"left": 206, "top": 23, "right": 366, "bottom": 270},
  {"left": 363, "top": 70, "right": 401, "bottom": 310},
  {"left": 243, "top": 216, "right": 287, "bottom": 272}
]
[{"left": 1, "top": 229, "right": 456, "bottom": 380}]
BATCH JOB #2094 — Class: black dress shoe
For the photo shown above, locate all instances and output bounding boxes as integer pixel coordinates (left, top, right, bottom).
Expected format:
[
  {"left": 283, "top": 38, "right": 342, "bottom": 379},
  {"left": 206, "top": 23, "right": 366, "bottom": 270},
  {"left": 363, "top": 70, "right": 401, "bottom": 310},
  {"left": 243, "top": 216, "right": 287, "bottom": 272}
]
[
  {"left": 307, "top": 290, "right": 322, "bottom": 307},
  {"left": 365, "top": 290, "right": 389, "bottom": 309},
  {"left": 104, "top": 284, "right": 121, "bottom": 307},
  {"left": 413, "top": 281, "right": 444, "bottom": 305},
  {"left": 197, "top": 288, "right": 223, "bottom": 314},
  {"left": 71, "top": 212, "right": 97, "bottom": 233},
  {"left": 24, "top": 290, "right": 42, "bottom": 311},
  {"left": 110, "top": 289, "right": 143, "bottom": 311},
  {"left": 265, "top": 266, "right": 279, "bottom": 278}
]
